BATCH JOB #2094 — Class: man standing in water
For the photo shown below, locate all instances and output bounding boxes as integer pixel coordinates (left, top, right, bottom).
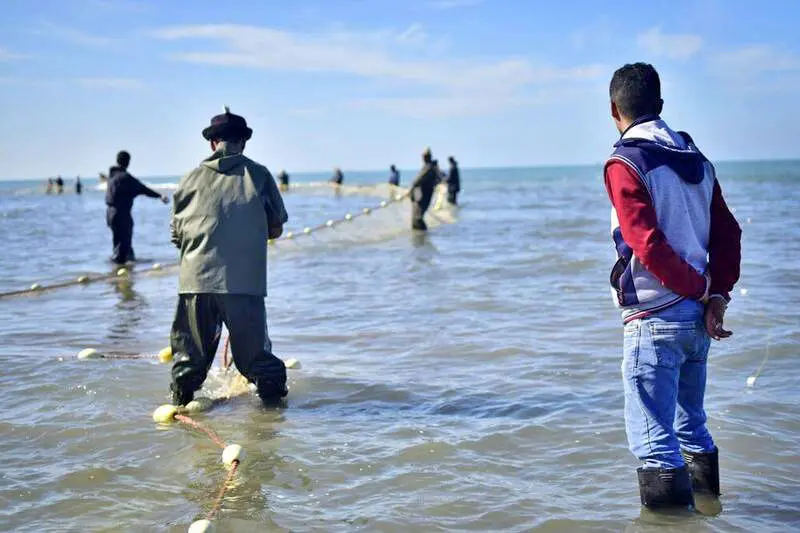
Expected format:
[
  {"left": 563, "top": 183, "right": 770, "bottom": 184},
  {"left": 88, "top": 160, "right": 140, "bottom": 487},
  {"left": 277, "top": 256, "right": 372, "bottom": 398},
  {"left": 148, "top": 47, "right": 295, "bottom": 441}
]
[
  {"left": 409, "top": 148, "right": 439, "bottom": 230},
  {"left": 603, "top": 63, "right": 741, "bottom": 509},
  {"left": 277, "top": 170, "right": 290, "bottom": 192},
  {"left": 169, "top": 106, "right": 289, "bottom": 407},
  {"left": 389, "top": 164, "right": 400, "bottom": 186},
  {"left": 446, "top": 156, "right": 461, "bottom": 205},
  {"left": 105, "top": 151, "right": 169, "bottom": 264}
]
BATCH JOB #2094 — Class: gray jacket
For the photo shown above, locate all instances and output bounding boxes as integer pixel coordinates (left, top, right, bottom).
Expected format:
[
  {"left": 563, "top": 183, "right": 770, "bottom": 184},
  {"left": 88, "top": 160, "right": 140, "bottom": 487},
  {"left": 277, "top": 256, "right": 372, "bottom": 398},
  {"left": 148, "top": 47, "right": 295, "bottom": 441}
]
[{"left": 171, "top": 148, "right": 288, "bottom": 296}]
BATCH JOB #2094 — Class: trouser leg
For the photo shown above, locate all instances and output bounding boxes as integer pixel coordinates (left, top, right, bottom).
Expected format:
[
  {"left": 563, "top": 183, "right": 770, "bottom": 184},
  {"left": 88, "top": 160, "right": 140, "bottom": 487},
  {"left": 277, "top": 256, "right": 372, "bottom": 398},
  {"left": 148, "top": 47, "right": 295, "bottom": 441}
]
[
  {"left": 219, "top": 294, "right": 287, "bottom": 405},
  {"left": 675, "top": 328, "right": 719, "bottom": 495},
  {"left": 170, "top": 293, "right": 223, "bottom": 405},
  {"left": 622, "top": 318, "right": 694, "bottom": 509},
  {"left": 110, "top": 216, "right": 134, "bottom": 264}
]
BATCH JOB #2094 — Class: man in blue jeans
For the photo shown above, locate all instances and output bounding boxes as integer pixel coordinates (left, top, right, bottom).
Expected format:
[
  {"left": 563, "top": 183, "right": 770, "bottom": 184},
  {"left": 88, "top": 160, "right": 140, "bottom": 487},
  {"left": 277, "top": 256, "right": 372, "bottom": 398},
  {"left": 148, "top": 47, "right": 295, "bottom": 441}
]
[{"left": 603, "top": 63, "right": 742, "bottom": 508}]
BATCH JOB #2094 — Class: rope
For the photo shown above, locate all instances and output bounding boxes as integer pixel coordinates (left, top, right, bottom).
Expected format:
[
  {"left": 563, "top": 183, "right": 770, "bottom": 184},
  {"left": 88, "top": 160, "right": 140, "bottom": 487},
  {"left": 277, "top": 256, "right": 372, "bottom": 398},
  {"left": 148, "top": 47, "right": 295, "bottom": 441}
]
[
  {"left": 206, "top": 460, "right": 239, "bottom": 521},
  {"left": 221, "top": 336, "right": 231, "bottom": 371},
  {"left": 0, "top": 187, "right": 413, "bottom": 300},
  {"left": 168, "top": 406, "right": 243, "bottom": 532},
  {"left": 174, "top": 414, "right": 227, "bottom": 449}
]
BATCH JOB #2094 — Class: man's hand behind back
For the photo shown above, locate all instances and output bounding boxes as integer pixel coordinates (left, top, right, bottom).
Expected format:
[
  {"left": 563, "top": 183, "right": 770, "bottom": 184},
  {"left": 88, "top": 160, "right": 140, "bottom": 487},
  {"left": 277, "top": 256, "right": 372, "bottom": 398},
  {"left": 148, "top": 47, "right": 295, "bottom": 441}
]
[{"left": 705, "top": 297, "right": 732, "bottom": 341}]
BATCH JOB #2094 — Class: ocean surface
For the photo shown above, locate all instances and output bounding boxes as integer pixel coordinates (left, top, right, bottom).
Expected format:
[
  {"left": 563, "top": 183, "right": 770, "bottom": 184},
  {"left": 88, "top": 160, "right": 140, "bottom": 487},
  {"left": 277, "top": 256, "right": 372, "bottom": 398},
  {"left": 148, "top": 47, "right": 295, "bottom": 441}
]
[{"left": 0, "top": 163, "right": 798, "bottom": 532}]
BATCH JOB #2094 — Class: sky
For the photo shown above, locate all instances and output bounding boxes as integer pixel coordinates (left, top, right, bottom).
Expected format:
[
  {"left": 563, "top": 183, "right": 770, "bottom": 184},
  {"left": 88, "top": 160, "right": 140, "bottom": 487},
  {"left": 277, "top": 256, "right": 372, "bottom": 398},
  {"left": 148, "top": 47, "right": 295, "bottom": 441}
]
[{"left": 1, "top": 0, "right": 799, "bottom": 180}]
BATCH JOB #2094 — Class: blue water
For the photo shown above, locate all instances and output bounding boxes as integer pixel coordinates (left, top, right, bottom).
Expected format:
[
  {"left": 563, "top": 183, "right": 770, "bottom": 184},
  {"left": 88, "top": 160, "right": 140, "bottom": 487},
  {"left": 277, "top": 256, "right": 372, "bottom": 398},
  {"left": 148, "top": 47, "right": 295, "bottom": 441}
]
[{"left": 0, "top": 162, "right": 798, "bottom": 532}]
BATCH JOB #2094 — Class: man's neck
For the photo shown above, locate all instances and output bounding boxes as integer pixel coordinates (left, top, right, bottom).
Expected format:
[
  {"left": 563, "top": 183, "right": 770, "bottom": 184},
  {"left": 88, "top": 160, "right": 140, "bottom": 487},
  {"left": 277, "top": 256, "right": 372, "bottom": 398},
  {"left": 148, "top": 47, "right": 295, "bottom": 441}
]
[{"left": 215, "top": 141, "right": 243, "bottom": 156}]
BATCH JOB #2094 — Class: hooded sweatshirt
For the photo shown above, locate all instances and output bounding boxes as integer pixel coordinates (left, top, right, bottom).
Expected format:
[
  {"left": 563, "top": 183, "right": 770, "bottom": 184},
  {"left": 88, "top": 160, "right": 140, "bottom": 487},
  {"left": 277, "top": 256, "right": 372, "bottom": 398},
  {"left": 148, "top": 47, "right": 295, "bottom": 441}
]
[
  {"left": 604, "top": 116, "right": 741, "bottom": 323},
  {"left": 171, "top": 148, "right": 288, "bottom": 296},
  {"left": 105, "top": 166, "right": 161, "bottom": 216}
]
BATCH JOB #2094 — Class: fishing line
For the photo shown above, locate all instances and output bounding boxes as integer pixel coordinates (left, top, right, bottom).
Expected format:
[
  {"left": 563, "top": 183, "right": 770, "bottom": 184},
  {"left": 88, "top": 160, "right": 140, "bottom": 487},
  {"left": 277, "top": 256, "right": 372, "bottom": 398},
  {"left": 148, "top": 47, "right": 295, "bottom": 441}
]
[{"left": 746, "top": 325, "right": 772, "bottom": 388}]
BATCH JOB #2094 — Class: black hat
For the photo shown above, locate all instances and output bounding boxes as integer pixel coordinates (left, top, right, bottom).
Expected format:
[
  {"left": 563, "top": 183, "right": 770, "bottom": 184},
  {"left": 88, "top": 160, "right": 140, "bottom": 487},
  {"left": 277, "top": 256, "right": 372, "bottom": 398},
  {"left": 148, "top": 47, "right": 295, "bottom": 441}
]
[{"left": 202, "top": 106, "right": 253, "bottom": 141}]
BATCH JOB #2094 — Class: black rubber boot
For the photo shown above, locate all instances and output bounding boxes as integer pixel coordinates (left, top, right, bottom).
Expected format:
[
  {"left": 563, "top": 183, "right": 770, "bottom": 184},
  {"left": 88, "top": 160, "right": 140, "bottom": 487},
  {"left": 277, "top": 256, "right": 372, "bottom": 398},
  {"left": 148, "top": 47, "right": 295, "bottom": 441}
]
[
  {"left": 256, "top": 378, "right": 288, "bottom": 407},
  {"left": 637, "top": 466, "right": 695, "bottom": 509},
  {"left": 171, "top": 386, "right": 194, "bottom": 406},
  {"left": 682, "top": 447, "right": 720, "bottom": 496}
]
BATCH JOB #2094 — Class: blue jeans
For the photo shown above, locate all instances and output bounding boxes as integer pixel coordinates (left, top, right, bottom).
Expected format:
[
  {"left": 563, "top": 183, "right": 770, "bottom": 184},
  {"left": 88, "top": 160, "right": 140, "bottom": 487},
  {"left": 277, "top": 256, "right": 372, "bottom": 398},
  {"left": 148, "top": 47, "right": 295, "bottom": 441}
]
[{"left": 622, "top": 299, "right": 715, "bottom": 469}]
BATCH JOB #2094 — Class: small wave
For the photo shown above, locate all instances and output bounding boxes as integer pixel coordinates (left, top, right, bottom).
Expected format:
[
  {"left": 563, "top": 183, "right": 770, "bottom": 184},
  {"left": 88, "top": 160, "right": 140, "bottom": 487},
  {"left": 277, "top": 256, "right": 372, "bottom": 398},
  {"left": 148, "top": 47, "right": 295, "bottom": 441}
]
[{"left": 93, "top": 181, "right": 179, "bottom": 192}]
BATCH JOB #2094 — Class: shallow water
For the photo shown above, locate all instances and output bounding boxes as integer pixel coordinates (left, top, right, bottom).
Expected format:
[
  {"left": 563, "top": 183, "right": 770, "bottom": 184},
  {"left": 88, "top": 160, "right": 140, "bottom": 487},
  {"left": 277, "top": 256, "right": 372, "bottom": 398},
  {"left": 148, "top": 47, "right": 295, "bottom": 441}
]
[{"left": 1, "top": 164, "right": 799, "bottom": 532}]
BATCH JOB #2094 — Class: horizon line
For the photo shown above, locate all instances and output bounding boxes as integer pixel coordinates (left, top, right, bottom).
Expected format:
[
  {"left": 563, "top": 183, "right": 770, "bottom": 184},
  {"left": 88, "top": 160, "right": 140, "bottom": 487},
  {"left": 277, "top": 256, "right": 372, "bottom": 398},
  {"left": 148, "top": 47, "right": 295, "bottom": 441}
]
[{"left": 2, "top": 157, "right": 799, "bottom": 182}]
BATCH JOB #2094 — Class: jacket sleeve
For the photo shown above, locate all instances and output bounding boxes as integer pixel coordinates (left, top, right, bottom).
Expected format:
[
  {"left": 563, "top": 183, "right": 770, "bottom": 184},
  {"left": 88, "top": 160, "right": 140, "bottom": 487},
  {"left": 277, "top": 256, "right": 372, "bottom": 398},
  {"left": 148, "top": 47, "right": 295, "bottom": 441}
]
[
  {"left": 604, "top": 161, "right": 708, "bottom": 299},
  {"left": 708, "top": 179, "right": 742, "bottom": 300},
  {"left": 170, "top": 185, "right": 182, "bottom": 249},
  {"left": 133, "top": 176, "right": 162, "bottom": 199},
  {"left": 260, "top": 168, "right": 289, "bottom": 228}
]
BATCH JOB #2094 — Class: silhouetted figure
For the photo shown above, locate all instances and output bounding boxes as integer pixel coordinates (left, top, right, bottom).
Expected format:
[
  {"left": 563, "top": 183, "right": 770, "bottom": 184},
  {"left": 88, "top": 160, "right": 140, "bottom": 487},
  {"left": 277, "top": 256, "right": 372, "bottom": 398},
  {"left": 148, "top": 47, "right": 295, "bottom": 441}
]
[
  {"left": 277, "top": 170, "right": 290, "bottom": 192},
  {"left": 105, "top": 150, "right": 169, "bottom": 264},
  {"left": 410, "top": 148, "right": 438, "bottom": 231},
  {"left": 46, "top": 178, "right": 54, "bottom": 194},
  {"left": 75, "top": 176, "right": 83, "bottom": 195},
  {"left": 447, "top": 156, "right": 460, "bottom": 205},
  {"left": 55, "top": 176, "right": 64, "bottom": 194},
  {"left": 330, "top": 168, "right": 344, "bottom": 185},
  {"left": 389, "top": 164, "right": 400, "bottom": 186}
]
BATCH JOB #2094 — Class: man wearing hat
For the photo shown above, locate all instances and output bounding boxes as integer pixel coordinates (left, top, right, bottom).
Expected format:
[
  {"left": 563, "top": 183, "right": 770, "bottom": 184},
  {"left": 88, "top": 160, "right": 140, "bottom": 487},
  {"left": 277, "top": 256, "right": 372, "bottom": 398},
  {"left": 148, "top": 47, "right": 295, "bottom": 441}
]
[
  {"left": 409, "top": 147, "right": 439, "bottom": 230},
  {"left": 105, "top": 150, "right": 169, "bottom": 264},
  {"left": 169, "top": 106, "right": 289, "bottom": 407}
]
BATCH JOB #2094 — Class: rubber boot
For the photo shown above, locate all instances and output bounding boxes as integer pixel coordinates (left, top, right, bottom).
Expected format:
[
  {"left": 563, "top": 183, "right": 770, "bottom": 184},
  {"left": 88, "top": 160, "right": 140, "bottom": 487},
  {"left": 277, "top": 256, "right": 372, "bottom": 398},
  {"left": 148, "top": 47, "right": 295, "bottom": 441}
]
[
  {"left": 637, "top": 466, "right": 694, "bottom": 509},
  {"left": 171, "top": 386, "right": 194, "bottom": 407},
  {"left": 682, "top": 447, "right": 720, "bottom": 496},
  {"left": 256, "top": 380, "right": 288, "bottom": 407}
]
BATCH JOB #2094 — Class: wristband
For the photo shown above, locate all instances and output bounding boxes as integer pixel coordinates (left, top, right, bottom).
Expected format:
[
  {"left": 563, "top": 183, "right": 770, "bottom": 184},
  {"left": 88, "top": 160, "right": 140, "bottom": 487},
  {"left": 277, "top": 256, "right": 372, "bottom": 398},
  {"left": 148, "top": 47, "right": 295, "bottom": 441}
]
[{"left": 708, "top": 294, "right": 728, "bottom": 308}]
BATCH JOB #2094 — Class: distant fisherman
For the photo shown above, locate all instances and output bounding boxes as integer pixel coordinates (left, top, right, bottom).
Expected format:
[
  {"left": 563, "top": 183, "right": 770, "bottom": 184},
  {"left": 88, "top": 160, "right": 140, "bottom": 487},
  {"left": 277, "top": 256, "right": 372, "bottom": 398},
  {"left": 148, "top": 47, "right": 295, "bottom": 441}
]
[
  {"left": 55, "top": 176, "right": 64, "bottom": 194},
  {"left": 75, "top": 176, "right": 83, "bottom": 195},
  {"left": 446, "top": 156, "right": 460, "bottom": 205},
  {"left": 169, "top": 106, "right": 289, "bottom": 407},
  {"left": 603, "top": 63, "right": 741, "bottom": 509},
  {"left": 330, "top": 167, "right": 344, "bottom": 185},
  {"left": 277, "top": 170, "right": 290, "bottom": 192},
  {"left": 105, "top": 150, "right": 169, "bottom": 264},
  {"left": 410, "top": 148, "right": 438, "bottom": 231},
  {"left": 389, "top": 164, "right": 400, "bottom": 186}
]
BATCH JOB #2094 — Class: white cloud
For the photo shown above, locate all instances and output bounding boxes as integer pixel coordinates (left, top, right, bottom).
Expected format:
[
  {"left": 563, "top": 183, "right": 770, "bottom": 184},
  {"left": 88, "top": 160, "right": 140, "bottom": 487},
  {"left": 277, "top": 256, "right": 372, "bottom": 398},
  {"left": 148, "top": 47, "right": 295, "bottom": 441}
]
[
  {"left": 637, "top": 27, "right": 703, "bottom": 60},
  {"left": 34, "top": 23, "right": 114, "bottom": 47},
  {"left": 396, "top": 23, "right": 428, "bottom": 46},
  {"left": 151, "top": 23, "right": 605, "bottom": 117},
  {"left": 75, "top": 77, "right": 145, "bottom": 90},
  {"left": 715, "top": 44, "right": 800, "bottom": 73},
  {"left": 0, "top": 47, "right": 28, "bottom": 61}
]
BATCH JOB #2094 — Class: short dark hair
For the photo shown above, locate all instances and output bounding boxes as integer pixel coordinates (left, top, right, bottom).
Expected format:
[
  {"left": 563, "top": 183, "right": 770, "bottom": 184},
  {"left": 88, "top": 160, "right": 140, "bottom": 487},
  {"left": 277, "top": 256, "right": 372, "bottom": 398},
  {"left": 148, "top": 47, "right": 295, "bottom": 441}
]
[
  {"left": 609, "top": 63, "right": 662, "bottom": 120},
  {"left": 116, "top": 150, "right": 131, "bottom": 168}
]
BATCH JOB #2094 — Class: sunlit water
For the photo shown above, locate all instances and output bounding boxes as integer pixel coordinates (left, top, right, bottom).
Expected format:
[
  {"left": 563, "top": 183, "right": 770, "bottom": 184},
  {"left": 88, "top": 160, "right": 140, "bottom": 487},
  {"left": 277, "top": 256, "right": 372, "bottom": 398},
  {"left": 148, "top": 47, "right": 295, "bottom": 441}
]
[{"left": 0, "top": 164, "right": 798, "bottom": 532}]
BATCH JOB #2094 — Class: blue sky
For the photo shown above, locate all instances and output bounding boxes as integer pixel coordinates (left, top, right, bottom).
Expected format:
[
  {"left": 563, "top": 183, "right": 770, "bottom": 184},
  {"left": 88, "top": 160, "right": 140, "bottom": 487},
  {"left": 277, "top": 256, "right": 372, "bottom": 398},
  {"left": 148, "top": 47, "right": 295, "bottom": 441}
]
[{"left": 1, "top": 0, "right": 799, "bottom": 180}]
